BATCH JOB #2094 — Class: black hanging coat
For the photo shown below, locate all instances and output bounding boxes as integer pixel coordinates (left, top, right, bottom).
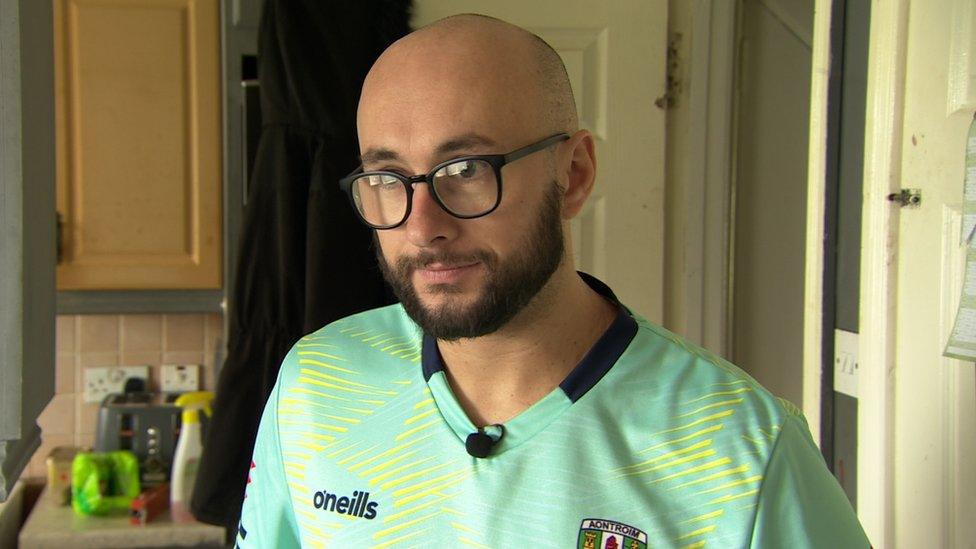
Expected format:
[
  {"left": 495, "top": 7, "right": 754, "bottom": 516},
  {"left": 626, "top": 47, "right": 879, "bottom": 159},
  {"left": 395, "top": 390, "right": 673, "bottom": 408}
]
[{"left": 191, "top": 0, "right": 410, "bottom": 531}]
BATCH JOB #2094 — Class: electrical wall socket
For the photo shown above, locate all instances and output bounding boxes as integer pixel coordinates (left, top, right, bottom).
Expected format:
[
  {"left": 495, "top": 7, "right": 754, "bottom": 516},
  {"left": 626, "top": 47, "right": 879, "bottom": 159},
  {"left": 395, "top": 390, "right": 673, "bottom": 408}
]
[
  {"left": 834, "top": 329, "right": 859, "bottom": 398},
  {"left": 83, "top": 365, "right": 150, "bottom": 403},
  {"left": 161, "top": 364, "right": 200, "bottom": 393}
]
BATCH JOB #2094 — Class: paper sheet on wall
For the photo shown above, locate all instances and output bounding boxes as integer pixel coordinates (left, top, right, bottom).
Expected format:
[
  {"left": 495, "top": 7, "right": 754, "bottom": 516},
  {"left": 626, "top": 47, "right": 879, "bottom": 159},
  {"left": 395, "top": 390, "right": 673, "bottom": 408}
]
[
  {"left": 962, "top": 113, "right": 976, "bottom": 243},
  {"left": 944, "top": 113, "right": 976, "bottom": 361},
  {"left": 945, "top": 241, "right": 976, "bottom": 360}
]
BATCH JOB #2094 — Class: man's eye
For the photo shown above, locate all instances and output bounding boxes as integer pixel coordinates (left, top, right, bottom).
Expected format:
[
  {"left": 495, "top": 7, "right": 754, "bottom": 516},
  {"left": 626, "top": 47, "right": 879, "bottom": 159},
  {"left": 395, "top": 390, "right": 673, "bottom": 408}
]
[
  {"left": 439, "top": 161, "right": 484, "bottom": 179},
  {"left": 365, "top": 174, "right": 400, "bottom": 188}
]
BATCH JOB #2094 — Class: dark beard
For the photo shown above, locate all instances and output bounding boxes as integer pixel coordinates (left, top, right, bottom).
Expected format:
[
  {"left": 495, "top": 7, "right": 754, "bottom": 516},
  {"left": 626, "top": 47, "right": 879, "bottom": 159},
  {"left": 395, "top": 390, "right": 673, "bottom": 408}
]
[{"left": 376, "top": 183, "right": 565, "bottom": 341}]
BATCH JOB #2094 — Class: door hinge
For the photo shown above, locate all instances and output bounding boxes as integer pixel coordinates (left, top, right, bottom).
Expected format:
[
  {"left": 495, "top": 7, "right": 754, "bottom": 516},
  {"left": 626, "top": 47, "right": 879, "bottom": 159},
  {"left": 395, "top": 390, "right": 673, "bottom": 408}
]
[{"left": 886, "top": 188, "right": 921, "bottom": 208}]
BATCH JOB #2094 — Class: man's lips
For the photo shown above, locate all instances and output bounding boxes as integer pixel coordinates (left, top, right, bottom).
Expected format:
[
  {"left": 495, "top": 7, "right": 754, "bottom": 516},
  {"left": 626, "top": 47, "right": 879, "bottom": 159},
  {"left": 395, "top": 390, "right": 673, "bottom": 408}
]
[
  {"left": 421, "top": 261, "right": 480, "bottom": 271},
  {"left": 414, "top": 261, "right": 481, "bottom": 283}
]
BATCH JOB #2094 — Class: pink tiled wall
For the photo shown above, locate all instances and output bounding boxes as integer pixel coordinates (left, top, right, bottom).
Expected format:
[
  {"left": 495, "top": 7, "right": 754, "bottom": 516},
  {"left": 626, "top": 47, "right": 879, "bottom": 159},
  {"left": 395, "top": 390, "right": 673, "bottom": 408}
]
[{"left": 25, "top": 313, "right": 224, "bottom": 478}]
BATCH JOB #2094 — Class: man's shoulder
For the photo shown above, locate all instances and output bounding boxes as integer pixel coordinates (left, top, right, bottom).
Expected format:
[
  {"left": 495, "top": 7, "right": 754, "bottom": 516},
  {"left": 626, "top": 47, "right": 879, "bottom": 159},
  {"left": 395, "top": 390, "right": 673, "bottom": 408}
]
[
  {"left": 618, "top": 313, "right": 804, "bottom": 434},
  {"left": 308, "top": 303, "right": 417, "bottom": 339},
  {"left": 277, "top": 303, "right": 423, "bottom": 383}
]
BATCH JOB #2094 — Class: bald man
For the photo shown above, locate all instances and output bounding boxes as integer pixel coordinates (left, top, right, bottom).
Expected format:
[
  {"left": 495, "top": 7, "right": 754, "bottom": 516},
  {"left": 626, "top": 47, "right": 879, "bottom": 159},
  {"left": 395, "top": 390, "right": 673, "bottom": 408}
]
[{"left": 237, "top": 15, "right": 869, "bottom": 548}]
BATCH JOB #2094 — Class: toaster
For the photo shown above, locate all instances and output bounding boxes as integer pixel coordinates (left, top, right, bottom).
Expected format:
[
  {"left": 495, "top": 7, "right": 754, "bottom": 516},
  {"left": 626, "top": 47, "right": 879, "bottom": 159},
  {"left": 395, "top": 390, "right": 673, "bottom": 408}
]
[{"left": 94, "top": 392, "right": 182, "bottom": 481}]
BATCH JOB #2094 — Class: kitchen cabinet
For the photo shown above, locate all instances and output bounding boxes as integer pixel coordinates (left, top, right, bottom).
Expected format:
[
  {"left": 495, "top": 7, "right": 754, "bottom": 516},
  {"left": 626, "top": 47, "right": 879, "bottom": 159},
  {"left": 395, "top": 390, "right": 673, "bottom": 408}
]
[
  {"left": 54, "top": 0, "right": 222, "bottom": 290},
  {"left": 2, "top": 0, "right": 239, "bottom": 500}
]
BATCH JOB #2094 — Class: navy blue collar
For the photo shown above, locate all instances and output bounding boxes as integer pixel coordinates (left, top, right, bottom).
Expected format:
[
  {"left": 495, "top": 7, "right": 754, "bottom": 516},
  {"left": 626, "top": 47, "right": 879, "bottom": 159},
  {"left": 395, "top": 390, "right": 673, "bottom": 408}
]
[{"left": 421, "top": 272, "right": 638, "bottom": 403}]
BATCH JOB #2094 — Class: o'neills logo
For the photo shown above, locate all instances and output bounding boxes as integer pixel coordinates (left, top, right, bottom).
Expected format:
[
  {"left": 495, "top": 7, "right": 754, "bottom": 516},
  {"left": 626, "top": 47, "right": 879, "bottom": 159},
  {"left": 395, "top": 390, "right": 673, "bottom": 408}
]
[{"left": 312, "top": 489, "right": 378, "bottom": 520}]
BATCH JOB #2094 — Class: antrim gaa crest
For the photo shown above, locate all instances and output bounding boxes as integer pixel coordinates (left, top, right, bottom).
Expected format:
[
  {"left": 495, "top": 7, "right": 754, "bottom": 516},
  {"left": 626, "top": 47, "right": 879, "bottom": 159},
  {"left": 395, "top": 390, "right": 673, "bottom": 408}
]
[{"left": 577, "top": 518, "right": 648, "bottom": 549}]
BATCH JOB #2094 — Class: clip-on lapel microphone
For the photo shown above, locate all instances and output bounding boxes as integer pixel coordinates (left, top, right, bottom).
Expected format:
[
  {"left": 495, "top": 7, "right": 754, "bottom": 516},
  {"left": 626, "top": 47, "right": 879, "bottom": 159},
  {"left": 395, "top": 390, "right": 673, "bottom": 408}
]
[{"left": 465, "top": 424, "right": 505, "bottom": 458}]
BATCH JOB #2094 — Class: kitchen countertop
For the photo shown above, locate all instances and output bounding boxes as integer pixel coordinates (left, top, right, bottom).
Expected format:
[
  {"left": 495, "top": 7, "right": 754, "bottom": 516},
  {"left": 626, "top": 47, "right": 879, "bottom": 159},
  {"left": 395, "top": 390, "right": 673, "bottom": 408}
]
[{"left": 19, "top": 485, "right": 226, "bottom": 548}]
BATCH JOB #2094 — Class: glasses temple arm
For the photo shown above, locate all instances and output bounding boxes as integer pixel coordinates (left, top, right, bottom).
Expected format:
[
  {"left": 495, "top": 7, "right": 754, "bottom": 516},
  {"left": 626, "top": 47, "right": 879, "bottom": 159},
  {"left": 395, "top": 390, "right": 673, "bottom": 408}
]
[{"left": 502, "top": 133, "right": 571, "bottom": 164}]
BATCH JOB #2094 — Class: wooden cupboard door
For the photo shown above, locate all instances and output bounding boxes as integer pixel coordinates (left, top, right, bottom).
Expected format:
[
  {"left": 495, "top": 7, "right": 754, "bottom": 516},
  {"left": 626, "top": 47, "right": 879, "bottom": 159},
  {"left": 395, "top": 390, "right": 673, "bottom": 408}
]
[{"left": 54, "top": 0, "right": 222, "bottom": 290}]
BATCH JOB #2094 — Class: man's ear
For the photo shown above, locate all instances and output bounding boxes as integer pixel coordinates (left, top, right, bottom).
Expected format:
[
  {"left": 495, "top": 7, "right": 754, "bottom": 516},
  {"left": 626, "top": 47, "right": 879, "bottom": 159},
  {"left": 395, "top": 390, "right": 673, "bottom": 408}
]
[{"left": 560, "top": 130, "right": 597, "bottom": 219}]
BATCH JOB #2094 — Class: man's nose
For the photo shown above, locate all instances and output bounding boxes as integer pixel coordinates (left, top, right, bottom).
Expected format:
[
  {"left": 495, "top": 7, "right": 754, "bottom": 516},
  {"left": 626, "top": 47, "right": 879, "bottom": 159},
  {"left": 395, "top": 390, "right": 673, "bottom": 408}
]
[{"left": 404, "top": 183, "right": 457, "bottom": 247}]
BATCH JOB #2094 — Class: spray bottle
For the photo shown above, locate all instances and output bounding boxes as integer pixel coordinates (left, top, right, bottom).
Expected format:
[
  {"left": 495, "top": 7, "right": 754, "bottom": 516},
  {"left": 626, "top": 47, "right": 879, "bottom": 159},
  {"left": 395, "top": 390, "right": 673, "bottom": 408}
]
[{"left": 171, "top": 391, "right": 214, "bottom": 522}]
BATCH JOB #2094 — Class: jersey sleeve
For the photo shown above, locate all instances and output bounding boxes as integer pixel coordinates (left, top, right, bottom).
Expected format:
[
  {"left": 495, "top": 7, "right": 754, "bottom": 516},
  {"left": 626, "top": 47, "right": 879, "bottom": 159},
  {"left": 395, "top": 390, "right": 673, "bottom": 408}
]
[
  {"left": 235, "top": 379, "right": 301, "bottom": 548},
  {"left": 749, "top": 413, "right": 871, "bottom": 548}
]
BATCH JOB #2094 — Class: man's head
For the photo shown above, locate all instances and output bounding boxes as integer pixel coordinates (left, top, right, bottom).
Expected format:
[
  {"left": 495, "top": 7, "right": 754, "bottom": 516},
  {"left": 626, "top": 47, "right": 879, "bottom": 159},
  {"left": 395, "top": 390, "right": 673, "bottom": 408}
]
[{"left": 356, "top": 14, "right": 598, "bottom": 339}]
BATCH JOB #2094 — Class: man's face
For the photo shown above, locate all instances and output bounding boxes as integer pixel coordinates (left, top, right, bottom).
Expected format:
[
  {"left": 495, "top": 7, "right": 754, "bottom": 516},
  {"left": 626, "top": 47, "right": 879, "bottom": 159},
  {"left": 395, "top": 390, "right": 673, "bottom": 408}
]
[
  {"left": 376, "top": 181, "right": 565, "bottom": 340},
  {"left": 357, "top": 30, "right": 567, "bottom": 339}
]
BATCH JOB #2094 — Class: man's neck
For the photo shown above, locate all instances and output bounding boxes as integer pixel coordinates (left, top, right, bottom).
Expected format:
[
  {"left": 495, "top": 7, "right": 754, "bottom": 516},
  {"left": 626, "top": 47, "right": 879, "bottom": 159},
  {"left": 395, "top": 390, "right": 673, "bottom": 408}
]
[{"left": 435, "top": 268, "right": 618, "bottom": 427}]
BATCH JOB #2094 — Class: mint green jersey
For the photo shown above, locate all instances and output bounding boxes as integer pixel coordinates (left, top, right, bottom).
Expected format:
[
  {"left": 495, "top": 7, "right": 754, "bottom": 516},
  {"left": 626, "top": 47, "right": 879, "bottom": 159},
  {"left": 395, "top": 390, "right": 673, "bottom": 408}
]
[{"left": 237, "top": 278, "right": 868, "bottom": 548}]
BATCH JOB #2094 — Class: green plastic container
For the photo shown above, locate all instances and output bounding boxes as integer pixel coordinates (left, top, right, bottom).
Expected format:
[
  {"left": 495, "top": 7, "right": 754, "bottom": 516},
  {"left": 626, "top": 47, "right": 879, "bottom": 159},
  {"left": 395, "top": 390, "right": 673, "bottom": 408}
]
[{"left": 70, "top": 450, "right": 141, "bottom": 515}]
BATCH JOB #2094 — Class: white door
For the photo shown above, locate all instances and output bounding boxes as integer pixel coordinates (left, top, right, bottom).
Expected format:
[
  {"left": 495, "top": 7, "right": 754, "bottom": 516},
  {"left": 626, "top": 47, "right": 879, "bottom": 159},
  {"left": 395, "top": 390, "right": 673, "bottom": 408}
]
[
  {"left": 412, "top": 1, "right": 667, "bottom": 321},
  {"left": 859, "top": 0, "right": 976, "bottom": 545}
]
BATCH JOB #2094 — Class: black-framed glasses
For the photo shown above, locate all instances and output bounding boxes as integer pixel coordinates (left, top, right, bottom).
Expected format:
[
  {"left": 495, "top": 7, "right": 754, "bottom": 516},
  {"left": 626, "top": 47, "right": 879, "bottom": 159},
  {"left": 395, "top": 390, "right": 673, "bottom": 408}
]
[{"left": 339, "top": 133, "right": 570, "bottom": 229}]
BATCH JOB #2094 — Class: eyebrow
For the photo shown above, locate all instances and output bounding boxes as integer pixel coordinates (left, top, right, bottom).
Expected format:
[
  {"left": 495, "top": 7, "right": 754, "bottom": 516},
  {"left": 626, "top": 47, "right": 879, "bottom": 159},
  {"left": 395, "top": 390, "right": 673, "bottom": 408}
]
[{"left": 359, "top": 133, "right": 499, "bottom": 166}]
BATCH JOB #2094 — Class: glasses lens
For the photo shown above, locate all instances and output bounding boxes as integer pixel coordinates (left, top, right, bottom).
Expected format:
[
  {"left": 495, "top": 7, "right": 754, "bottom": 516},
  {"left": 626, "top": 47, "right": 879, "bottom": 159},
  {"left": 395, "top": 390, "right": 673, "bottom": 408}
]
[
  {"left": 431, "top": 159, "right": 498, "bottom": 216},
  {"left": 351, "top": 173, "right": 407, "bottom": 227}
]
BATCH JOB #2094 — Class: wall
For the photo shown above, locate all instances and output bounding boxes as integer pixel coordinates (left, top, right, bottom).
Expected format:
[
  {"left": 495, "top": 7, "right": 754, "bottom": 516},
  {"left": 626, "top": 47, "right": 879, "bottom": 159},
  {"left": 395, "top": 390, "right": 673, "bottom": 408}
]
[
  {"left": 665, "top": 0, "right": 813, "bottom": 409},
  {"left": 23, "top": 313, "right": 222, "bottom": 478},
  {"left": 731, "top": 0, "right": 813, "bottom": 407}
]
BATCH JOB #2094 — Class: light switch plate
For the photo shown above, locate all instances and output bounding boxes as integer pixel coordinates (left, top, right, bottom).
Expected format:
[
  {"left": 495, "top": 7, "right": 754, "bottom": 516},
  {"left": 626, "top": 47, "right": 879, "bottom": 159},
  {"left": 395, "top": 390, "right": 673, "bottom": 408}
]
[
  {"left": 161, "top": 364, "right": 200, "bottom": 393},
  {"left": 834, "top": 329, "right": 859, "bottom": 398},
  {"left": 83, "top": 365, "right": 150, "bottom": 403}
]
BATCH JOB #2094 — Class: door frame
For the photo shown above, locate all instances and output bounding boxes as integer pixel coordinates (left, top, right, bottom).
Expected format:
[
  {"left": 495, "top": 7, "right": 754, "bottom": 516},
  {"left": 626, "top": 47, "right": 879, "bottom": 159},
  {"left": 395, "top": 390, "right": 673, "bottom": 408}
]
[
  {"left": 802, "top": 0, "right": 835, "bottom": 447},
  {"left": 805, "top": 0, "right": 908, "bottom": 544},
  {"left": 854, "top": 0, "right": 906, "bottom": 543},
  {"left": 671, "top": 0, "right": 736, "bottom": 357}
]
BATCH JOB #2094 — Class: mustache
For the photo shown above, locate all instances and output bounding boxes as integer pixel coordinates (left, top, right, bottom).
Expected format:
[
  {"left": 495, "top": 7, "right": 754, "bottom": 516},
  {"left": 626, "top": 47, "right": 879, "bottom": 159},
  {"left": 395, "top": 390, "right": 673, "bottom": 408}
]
[{"left": 393, "top": 250, "right": 495, "bottom": 273}]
